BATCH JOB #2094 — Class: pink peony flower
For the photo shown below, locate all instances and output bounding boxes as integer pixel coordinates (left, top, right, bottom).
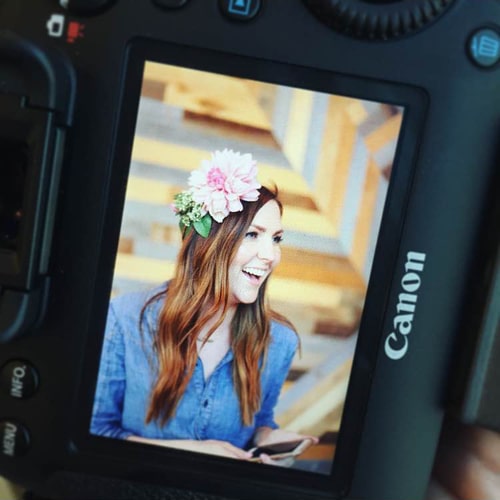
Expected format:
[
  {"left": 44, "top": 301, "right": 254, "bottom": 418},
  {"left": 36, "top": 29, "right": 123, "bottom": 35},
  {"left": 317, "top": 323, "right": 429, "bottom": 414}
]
[{"left": 188, "top": 149, "right": 261, "bottom": 223}]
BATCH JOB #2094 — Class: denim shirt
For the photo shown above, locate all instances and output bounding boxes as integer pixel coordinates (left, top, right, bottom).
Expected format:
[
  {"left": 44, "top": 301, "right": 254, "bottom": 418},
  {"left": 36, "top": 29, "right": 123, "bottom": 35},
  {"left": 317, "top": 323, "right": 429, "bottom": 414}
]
[{"left": 90, "top": 286, "right": 298, "bottom": 449}]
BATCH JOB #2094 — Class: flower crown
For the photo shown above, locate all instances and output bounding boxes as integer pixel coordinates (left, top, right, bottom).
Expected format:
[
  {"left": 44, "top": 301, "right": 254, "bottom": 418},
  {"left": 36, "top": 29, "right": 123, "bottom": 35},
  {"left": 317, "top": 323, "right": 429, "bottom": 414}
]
[{"left": 172, "top": 149, "right": 261, "bottom": 238}]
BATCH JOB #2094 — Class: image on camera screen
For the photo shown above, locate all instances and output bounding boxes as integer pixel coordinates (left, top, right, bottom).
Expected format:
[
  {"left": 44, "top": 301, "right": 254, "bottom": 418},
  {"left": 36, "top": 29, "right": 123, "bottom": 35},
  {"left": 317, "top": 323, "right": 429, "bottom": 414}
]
[{"left": 90, "top": 60, "right": 404, "bottom": 476}]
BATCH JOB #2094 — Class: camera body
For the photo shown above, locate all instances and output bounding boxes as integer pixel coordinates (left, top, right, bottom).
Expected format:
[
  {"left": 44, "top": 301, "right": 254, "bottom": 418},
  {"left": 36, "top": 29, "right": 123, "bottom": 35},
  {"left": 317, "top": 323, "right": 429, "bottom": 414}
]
[{"left": 0, "top": 1, "right": 499, "bottom": 499}]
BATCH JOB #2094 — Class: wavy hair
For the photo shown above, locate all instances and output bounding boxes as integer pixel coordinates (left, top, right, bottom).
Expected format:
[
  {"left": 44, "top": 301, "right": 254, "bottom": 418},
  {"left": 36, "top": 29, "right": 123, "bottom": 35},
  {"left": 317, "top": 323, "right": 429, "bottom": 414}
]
[{"left": 143, "top": 186, "right": 295, "bottom": 427}]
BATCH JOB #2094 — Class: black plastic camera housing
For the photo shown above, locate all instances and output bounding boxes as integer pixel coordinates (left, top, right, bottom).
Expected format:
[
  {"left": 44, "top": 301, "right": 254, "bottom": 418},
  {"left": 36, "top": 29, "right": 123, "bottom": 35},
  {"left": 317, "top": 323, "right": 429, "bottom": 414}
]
[{"left": 0, "top": 1, "right": 499, "bottom": 499}]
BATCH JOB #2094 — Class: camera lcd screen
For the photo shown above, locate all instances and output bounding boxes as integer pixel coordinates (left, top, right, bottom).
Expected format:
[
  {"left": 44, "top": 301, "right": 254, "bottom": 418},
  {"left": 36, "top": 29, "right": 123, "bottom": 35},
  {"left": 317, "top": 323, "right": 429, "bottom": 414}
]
[{"left": 89, "top": 53, "right": 405, "bottom": 482}]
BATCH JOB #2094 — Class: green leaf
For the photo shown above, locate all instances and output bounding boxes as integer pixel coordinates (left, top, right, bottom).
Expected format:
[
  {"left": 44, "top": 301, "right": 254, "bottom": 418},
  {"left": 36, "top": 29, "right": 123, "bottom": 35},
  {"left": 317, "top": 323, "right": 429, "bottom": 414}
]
[{"left": 193, "top": 214, "right": 212, "bottom": 238}]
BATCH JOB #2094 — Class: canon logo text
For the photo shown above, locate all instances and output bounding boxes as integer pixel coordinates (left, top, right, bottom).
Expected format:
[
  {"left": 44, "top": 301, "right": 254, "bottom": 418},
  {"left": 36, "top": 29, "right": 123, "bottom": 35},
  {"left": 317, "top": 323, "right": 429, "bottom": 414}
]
[{"left": 384, "top": 251, "right": 426, "bottom": 360}]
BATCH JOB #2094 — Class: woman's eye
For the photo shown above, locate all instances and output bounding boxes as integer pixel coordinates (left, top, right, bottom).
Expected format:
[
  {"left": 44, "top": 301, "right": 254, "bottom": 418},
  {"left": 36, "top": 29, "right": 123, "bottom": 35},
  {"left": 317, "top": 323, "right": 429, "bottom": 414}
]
[
  {"left": 245, "top": 231, "right": 258, "bottom": 239},
  {"left": 273, "top": 235, "right": 283, "bottom": 244}
]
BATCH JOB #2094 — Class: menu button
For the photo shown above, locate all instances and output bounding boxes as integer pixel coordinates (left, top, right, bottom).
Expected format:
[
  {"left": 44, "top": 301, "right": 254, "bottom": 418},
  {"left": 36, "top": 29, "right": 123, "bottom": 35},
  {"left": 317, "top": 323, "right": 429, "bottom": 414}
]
[
  {"left": 0, "top": 420, "right": 30, "bottom": 457},
  {"left": 468, "top": 28, "right": 500, "bottom": 68}
]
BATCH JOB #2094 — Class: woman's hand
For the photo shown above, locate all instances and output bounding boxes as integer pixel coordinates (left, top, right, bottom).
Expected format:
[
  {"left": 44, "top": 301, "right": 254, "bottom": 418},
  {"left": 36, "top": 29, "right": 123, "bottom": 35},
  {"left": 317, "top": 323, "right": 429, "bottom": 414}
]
[
  {"left": 426, "top": 418, "right": 500, "bottom": 500},
  {"left": 127, "top": 436, "right": 251, "bottom": 460},
  {"left": 251, "top": 427, "right": 319, "bottom": 467}
]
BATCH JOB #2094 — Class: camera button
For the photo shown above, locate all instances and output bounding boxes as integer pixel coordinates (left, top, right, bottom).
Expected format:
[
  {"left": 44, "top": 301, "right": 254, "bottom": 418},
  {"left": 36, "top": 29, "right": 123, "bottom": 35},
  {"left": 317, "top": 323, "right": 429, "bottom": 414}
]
[
  {"left": 219, "top": 0, "right": 262, "bottom": 21},
  {"left": 0, "top": 419, "right": 30, "bottom": 457},
  {"left": 468, "top": 28, "right": 500, "bottom": 68},
  {"left": 152, "top": 0, "right": 189, "bottom": 8},
  {"left": 0, "top": 360, "right": 39, "bottom": 399}
]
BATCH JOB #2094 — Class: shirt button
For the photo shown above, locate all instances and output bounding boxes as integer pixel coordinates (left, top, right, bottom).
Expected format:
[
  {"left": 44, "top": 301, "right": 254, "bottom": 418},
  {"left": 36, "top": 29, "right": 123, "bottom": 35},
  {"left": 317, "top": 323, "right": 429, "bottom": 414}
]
[{"left": 203, "top": 399, "right": 209, "bottom": 407}]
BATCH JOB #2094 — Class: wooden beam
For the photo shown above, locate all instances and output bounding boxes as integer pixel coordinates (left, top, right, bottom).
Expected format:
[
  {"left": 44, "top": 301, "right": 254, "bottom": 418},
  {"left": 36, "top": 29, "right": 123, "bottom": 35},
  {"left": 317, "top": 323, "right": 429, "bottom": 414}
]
[
  {"left": 143, "top": 62, "right": 273, "bottom": 131},
  {"left": 364, "top": 113, "right": 403, "bottom": 154},
  {"left": 114, "top": 254, "right": 176, "bottom": 284},
  {"left": 277, "top": 358, "right": 352, "bottom": 433},
  {"left": 315, "top": 97, "right": 358, "bottom": 232},
  {"left": 125, "top": 176, "right": 180, "bottom": 205},
  {"left": 282, "top": 88, "right": 314, "bottom": 174},
  {"left": 350, "top": 158, "right": 381, "bottom": 275},
  {"left": 277, "top": 247, "right": 365, "bottom": 290}
]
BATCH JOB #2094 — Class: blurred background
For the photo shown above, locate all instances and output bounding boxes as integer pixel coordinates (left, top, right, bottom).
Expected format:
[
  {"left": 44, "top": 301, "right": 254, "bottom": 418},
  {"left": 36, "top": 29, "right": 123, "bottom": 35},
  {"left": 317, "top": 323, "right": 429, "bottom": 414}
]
[{"left": 110, "top": 61, "right": 404, "bottom": 474}]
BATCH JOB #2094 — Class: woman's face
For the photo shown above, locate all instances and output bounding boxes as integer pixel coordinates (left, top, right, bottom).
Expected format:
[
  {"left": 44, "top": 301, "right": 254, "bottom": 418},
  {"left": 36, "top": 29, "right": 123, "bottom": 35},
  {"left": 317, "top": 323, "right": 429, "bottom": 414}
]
[{"left": 227, "top": 200, "right": 283, "bottom": 306}]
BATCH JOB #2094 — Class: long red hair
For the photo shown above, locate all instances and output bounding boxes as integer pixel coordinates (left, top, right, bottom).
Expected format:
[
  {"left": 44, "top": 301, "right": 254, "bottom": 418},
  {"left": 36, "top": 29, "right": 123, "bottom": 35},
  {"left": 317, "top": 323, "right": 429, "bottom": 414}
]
[{"left": 142, "top": 186, "right": 294, "bottom": 427}]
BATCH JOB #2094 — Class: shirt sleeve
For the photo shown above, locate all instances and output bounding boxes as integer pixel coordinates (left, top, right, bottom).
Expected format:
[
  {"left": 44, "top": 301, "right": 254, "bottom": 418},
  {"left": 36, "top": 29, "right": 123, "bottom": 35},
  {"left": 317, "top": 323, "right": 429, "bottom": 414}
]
[
  {"left": 90, "top": 302, "right": 133, "bottom": 440},
  {"left": 254, "top": 327, "right": 298, "bottom": 429}
]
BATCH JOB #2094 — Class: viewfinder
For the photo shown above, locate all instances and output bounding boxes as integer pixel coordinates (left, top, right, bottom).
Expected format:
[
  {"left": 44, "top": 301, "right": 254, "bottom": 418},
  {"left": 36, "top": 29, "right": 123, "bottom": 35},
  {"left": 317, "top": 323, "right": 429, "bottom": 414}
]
[{"left": 0, "top": 138, "right": 28, "bottom": 252}]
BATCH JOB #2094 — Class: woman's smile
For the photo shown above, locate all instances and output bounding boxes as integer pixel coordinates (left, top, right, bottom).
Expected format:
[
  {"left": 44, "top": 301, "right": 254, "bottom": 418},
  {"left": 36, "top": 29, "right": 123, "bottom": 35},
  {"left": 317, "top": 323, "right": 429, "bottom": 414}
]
[{"left": 242, "top": 266, "right": 268, "bottom": 284}]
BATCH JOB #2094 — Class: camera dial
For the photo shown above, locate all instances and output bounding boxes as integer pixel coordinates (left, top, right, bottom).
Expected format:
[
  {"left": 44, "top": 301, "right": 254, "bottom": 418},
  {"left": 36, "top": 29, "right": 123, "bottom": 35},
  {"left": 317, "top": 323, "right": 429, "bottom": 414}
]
[
  {"left": 58, "top": 0, "right": 116, "bottom": 15},
  {"left": 303, "top": 0, "right": 456, "bottom": 40}
]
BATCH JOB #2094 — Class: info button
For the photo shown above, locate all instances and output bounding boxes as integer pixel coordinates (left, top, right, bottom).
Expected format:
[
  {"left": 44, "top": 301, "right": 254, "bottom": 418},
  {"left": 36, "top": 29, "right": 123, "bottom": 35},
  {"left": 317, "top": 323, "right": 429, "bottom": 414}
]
[
  {"left": 219, "top": 0, "right": 262, "bottom": 21},
  {"left": 0, "top": 360, "right": 39, "bottom": 399}
]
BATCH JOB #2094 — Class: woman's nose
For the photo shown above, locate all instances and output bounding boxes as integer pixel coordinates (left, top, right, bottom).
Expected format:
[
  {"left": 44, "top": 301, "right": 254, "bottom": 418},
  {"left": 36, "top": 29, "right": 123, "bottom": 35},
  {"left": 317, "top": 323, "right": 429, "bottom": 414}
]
[{"left": 257, "top": 237, "right": 275, "bottom": 261}]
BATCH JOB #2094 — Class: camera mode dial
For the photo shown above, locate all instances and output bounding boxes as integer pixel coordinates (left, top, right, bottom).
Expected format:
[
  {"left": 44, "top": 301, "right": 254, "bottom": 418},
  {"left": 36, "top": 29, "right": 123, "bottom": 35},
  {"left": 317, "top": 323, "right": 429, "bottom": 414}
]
[
  {"left": 58, "top": 0, "right": 116, "bottom": 15},
  {"left": 303, "top": 0, "right": 456, "bottom": 40}
]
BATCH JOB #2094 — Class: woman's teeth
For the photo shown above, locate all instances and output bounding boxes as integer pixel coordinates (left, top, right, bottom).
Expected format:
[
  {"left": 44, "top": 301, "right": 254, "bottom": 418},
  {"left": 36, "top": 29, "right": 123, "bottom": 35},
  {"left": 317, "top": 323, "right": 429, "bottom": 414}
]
[{"left": 243, "top": 267, "right": 266, "bottom": 278}]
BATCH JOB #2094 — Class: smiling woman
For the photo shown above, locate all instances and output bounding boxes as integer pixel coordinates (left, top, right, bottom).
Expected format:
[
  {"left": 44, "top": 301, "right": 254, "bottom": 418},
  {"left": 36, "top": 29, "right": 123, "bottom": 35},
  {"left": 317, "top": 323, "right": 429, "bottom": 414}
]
[{"left": 90, "top": 150, "right": 317, "bottom": 463}]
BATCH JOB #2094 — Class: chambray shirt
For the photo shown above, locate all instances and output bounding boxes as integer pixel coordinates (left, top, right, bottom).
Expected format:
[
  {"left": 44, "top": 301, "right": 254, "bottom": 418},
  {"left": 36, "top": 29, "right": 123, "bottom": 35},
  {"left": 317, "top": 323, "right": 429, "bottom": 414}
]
[{"left": 90, "top": 286, "right": 298, "bottom": 449}]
